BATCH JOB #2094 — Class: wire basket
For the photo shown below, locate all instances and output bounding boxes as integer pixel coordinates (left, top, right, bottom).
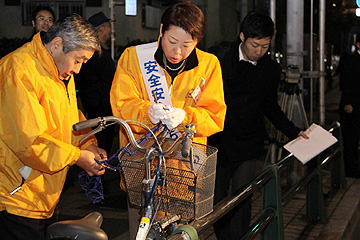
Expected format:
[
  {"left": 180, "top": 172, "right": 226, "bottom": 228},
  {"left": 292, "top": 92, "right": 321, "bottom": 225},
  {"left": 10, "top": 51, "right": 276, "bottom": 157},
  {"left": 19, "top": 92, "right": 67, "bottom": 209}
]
[{"left": 119, "top": 139, "right": 217, "bottom": 221}]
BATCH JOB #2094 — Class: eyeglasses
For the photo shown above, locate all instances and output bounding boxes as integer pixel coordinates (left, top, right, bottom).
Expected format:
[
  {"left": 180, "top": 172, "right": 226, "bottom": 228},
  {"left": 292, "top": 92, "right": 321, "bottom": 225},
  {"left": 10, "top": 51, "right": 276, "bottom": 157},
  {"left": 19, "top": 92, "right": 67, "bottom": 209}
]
[{"left": 36, "top": 17, "right": 54, "bottom": 23}]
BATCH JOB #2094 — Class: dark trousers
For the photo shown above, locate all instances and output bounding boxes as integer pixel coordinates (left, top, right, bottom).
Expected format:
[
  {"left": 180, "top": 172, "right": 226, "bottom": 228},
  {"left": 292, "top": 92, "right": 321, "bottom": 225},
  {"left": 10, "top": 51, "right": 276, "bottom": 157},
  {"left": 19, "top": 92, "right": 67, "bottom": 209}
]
[
  {"left": 213, "top": 159, "right": 256, "bottom": 240},
  {"left": 340, "top": 111, "right": 360, "bottom": 177},
  {"left": 0, "top": 211, "right": 57, "bottom": 240}
]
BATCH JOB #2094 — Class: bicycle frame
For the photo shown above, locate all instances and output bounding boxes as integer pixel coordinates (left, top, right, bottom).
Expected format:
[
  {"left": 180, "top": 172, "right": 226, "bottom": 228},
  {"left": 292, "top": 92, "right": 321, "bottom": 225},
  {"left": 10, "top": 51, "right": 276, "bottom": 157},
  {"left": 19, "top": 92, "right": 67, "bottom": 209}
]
[{"left": 73, "top": 116, "right": 196, "bottom": 240}]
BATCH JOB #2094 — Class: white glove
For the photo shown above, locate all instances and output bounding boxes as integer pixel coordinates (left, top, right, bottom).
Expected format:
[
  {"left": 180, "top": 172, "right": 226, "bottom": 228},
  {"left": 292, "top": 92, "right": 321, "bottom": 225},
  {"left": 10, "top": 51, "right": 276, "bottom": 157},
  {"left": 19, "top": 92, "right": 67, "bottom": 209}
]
[
  {"left": 148, "top": 103, "right": 167, "bottom": 124},
  {"left": 161, "top": 107, "right": 185, "bottom": 130}
]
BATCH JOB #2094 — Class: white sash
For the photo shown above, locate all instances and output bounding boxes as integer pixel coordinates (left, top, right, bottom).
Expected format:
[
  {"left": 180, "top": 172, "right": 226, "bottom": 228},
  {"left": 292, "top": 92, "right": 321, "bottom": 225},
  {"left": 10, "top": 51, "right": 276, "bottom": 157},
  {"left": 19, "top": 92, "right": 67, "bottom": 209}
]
[
  {"left": 136, "top": 42, "right": 180, "bottom": 140},
  {"left": 136, "top": 42, "right": 172, "bottom": 107}
]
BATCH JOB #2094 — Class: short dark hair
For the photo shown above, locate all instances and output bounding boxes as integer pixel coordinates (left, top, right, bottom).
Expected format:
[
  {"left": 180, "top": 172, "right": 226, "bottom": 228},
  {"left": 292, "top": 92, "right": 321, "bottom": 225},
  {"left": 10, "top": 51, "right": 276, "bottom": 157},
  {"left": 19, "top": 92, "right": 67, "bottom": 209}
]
[
  {"left": 240, "top": 12, "right": 274, "bottom": 40},
  {"left": 32, "top": 5, "right": 56, "bottom": 21},
  {"left": 161, "top": 0, "right": 206, "bottom": 42}
]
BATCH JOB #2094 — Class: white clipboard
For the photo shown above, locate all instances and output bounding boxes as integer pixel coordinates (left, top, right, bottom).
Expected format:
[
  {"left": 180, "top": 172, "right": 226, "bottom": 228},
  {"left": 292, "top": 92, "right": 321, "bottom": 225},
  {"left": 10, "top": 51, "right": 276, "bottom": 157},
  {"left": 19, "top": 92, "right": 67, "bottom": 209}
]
[{"left": 284, "top": 123, "right": 338, "bottom": 164}]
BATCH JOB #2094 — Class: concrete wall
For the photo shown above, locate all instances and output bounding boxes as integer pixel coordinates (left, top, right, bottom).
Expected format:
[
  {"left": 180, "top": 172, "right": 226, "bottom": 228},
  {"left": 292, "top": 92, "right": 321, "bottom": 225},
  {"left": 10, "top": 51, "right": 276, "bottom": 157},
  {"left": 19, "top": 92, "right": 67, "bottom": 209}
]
[
  {"left": 0, "top": 0, "right": 241, "bottom": 51},
  {"left": 0, "top": 0, "right": 34, "bottom": 39}
]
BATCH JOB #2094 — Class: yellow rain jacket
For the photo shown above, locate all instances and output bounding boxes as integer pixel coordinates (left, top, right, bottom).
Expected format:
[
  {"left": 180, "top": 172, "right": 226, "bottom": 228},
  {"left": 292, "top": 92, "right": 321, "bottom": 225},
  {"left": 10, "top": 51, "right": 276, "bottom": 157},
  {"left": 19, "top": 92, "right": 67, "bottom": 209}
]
[
  {"left": 0, "top": 33, "right": 95, "bottom": 219},
  {"left": 110, "top": 41, "right": 226, "bottom": 147}
]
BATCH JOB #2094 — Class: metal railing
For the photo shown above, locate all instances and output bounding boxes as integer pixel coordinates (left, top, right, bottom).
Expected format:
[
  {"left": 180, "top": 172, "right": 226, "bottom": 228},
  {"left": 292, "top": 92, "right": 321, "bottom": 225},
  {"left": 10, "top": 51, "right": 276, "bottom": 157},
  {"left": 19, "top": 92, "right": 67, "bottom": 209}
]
[{"left": 170, "top": 121, "right": 345, "bottom": 240}]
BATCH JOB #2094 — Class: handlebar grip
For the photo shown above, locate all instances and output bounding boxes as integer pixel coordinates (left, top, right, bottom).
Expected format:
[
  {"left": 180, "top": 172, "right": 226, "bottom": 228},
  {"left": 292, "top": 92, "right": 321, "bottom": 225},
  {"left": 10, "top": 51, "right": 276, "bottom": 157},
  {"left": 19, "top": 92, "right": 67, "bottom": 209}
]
[
  {"left": 73, "top": 118, "right": 101, "bottom": 131},
  {"left": 181, "top": 136, "right": 192, "bottom": 158}
]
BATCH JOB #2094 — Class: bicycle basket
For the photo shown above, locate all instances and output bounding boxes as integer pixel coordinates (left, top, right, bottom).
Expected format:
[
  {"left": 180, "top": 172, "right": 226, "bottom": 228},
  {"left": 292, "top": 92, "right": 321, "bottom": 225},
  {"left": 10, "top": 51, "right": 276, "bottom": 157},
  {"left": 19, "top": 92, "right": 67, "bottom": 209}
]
[{"left": 119, "top": 138, "right": 217, "bottom": 221}]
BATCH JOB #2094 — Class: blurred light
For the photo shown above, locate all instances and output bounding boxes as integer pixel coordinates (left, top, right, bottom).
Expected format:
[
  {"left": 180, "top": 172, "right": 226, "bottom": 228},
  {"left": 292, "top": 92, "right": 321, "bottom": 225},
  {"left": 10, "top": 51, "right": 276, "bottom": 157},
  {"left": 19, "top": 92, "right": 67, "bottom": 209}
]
[
  {"left": 125, "top": 0, "right": 137, "bottom": 16},
  {"left": 332, "top": 3, "right": 336, "bottom": 7},
  {"left": 357, "top": 0, "right": 360, "bottom": 8},
  {"left": 351, "top": 45, "right": 356, "bottom": 53},
  {"left": 356, "top": 8, "right": 360, "bottom": 17}
]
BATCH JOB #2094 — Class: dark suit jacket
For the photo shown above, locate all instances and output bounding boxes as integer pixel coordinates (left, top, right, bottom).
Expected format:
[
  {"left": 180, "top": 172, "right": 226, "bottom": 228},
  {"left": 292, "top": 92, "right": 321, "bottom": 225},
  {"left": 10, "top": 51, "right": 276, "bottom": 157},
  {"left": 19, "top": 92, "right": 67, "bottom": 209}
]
[
  {"left": 208, "top": 38, "right": 301, "bottom": 165},
  {"left": 339, "top": 51, "right": 360, "bottom": 115},
  {"left": 75, "top": 46, "right": 116, "bottom": 118}
]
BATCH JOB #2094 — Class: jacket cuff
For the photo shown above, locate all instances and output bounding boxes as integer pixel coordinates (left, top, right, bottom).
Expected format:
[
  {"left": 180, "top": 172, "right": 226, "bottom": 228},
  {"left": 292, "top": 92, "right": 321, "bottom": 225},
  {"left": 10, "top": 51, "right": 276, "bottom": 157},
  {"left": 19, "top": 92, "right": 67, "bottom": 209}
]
[{"left": 70, "top": 147, "right": 81, "bottom": 166}]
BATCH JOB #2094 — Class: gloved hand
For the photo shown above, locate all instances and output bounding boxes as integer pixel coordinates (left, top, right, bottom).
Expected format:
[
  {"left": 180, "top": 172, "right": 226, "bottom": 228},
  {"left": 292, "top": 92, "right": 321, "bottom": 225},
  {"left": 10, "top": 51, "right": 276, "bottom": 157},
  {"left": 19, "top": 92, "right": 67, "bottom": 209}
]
[
  {"left": 148, "top": 103, "right": 167, "bottom": 124},
  {"left": 161, "top": 107, "right": 185, "bottom": 130}
]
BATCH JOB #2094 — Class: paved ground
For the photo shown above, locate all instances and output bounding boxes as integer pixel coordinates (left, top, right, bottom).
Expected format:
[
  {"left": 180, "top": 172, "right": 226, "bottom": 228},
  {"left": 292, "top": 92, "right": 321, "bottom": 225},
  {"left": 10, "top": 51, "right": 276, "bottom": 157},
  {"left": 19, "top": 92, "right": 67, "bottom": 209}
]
[{"left": 56, "top": 78, "right": 360, "bottom": 239}]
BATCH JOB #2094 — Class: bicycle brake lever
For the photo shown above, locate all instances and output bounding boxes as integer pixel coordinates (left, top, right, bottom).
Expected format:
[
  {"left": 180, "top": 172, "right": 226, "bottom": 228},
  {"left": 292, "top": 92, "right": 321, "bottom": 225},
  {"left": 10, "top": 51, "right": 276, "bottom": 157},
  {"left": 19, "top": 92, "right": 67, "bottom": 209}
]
[
  {"left": 79, "top": 126, "right": 103, "bottom": 144},
  {"left": 181, "top": 124, "right": 195, "bottom": 158},
  {"left": 79, "top": 118, "right": 107, "bottom": 144}
]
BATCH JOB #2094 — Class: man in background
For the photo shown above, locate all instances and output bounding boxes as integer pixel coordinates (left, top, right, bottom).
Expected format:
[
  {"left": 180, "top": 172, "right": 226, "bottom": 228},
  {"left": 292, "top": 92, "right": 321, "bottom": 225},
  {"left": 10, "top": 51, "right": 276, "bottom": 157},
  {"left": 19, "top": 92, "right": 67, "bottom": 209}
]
[
  {"left": 208, "top": 12, "right": 307, "bottom": 239},
  {"left": 339, "top": 34, "right": 360, "bottom": 178},
  {"left": 76, "top": 12, "right": 116, "bottom": 155},
  {"left": 30, "top": 5, "right": 55, "bottom": 38}
]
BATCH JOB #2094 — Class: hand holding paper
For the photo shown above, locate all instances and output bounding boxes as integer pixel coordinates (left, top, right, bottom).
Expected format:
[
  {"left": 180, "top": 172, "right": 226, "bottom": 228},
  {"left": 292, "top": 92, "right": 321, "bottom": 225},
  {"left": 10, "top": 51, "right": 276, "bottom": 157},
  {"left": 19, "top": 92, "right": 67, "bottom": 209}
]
[{"left": 284, "top": 123, "right": 338, "bottom": 165}]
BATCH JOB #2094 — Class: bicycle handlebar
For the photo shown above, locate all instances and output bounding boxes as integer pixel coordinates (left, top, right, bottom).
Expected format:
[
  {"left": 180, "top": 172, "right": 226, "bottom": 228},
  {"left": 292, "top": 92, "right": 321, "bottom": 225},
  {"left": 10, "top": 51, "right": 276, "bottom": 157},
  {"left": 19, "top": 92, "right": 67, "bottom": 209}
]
[
  {"left": 73, "top": 116, "right": 195, "bottom": 157},
  {"left": 73, "top": 117, "right": 102, "bottom": 131},
  {"left": 73, "top": 116, "right": 147, "bottom": 153},
  {"left": 181, "top": 124, "right": 196, "bottom": 158}
]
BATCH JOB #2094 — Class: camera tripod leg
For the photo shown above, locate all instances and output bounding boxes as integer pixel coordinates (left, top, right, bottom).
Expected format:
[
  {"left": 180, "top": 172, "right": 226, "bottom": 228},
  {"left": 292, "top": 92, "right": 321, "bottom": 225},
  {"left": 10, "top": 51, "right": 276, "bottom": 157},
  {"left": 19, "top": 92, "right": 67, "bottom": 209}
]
[{"left": 265, "top": 84, "right": 309, "bottom": 166}]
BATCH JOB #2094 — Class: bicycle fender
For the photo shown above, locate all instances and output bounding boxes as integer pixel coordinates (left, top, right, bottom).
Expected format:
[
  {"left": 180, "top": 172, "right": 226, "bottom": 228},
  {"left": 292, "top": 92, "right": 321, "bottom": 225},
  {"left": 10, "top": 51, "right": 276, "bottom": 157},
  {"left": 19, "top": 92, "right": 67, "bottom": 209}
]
[{"left": 169, "top": 225, "right": 198, "bottom": 240}]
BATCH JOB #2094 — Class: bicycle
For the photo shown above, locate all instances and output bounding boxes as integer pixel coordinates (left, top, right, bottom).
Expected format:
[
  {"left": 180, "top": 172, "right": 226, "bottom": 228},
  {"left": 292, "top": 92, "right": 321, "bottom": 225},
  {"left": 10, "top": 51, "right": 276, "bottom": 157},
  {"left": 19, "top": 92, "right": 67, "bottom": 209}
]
[{"left": 47, "top": 116, "right": 217, "bottom": 240}]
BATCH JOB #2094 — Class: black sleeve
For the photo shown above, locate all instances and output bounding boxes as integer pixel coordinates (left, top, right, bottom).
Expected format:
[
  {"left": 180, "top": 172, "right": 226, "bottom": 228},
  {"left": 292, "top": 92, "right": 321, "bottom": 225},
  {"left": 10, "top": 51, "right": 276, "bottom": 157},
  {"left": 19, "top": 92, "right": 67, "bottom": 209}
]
[
  {"left": 96, "top": 51, "right": 116, "bottom": 105},
  {"left": 76, "top": 50, "right": 116, "bottom": 116},
  {"left": 261, "top": 62, "right": 301, "bottom": 140},
  {"left": 208, "top": 42, "right": 231, "bottom": 63},
  {"left": 340, "top": 54, "right": 360, "bottom": 114}
]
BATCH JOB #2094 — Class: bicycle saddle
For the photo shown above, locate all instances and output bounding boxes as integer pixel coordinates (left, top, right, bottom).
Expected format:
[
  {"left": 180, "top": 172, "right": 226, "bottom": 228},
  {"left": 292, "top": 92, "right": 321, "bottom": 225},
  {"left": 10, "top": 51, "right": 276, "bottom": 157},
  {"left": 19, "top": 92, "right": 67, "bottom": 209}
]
[{"left": 46, "top": 212, "right": 108, "bottom": 240}]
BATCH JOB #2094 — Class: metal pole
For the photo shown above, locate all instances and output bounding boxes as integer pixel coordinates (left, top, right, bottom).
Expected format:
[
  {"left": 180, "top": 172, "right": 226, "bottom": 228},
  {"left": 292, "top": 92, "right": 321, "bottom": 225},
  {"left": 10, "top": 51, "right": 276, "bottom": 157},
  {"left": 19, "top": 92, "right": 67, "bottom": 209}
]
[
  {"left": 310, "top": 0, "right": 314, "bottom": 123},
  {"left": 109, "top": 0, "right": 125, "bottom": 60},
  {"left": 240, "top": 0, "right": 248, "bottom": 25},
  {"left": 319, "top": 0, "right": 326, "bottom": 125},
  {"left": 270, "top": 0, "right": 276, "bottom": 57},
  {"left": 286, "top": 0, "right": 304, "bottom": 76},
  {"left": 109, "top": 0, "right": 115, "bottom": 60},
  {"left": 286, "top": 0, "right": 305, "bottom": 128}
]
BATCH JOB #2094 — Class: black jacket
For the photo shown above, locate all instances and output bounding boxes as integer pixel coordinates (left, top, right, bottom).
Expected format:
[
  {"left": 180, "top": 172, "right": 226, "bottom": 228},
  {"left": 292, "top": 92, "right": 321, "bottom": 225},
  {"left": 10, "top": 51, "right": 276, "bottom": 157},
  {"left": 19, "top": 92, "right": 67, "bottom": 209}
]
[
  {"left": 208, "top": 38, "right": 301, "bottom": 164},
  {"left": 339, "top": 51, "right": 360, "bottom": 115},
  {"left": 75, "top": 46, "right": 116, "bottom": 118}
]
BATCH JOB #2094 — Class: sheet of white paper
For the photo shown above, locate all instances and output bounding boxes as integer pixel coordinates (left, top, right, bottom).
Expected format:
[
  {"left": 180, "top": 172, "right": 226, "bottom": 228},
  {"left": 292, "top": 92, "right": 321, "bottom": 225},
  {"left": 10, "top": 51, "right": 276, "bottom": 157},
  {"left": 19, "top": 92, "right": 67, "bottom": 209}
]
[{"left": 284, "top": 123, "right": 338, "bottom": 165}]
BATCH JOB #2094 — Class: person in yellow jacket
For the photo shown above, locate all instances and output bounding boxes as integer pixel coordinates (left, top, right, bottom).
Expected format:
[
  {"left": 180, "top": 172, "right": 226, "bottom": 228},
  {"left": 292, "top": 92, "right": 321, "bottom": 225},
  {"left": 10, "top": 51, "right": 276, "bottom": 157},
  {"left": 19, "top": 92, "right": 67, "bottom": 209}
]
[
  {"left": 0, "top": 14, "right": 106, "bottom": 240},
  {"left": 110, "top": 2, "right": 226, "bottom": 147},
  {"left": 110, "top": 1, "right": 226, "bottom": 238}
]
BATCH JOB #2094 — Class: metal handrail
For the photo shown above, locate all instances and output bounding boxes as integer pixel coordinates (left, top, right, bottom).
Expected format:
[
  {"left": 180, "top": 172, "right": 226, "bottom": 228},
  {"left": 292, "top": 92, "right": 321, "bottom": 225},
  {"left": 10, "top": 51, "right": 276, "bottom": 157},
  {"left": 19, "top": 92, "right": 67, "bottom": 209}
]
[
  {"left": 242, "top": 208, "right": 276, "bottom": 240},
  {"left": 190, "top": 168, "right": 273, "bottom": 236},
  {"left": 171, "top": 122, "right": 343, "bottom": 240},
  {"left": 282, "top": 170, "right": 317, "bottom": 206}
]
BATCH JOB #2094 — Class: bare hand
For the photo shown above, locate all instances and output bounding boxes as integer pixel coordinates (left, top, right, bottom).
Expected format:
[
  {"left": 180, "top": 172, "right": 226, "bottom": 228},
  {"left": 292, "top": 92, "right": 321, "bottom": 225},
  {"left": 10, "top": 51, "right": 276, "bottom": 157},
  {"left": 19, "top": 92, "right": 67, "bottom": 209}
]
[
  {"left": 298, "top": 131, "right": 309, "bottom": 139},
  {"left": 76, "top": 149, "right": 105, "bottom": 176},
  {"left": 86, "top": 144, "right": 108, "bottom": 160},
  {"left": 344, "top": 104, "right": 353, "bottom": 114}
]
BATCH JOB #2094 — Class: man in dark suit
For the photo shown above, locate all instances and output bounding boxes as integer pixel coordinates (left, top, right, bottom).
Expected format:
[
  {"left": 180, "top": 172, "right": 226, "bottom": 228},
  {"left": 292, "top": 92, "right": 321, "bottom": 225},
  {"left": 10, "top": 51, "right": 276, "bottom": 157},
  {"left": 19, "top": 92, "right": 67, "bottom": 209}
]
[
  {"left": 339, "top": 34, "right": 360, "bottom": 178},
  {"left": 208, "top": 12, "right": 307, "bottom": 239},
  {"left": 75, "top": 12, "right": 116, "bottom": 155}
]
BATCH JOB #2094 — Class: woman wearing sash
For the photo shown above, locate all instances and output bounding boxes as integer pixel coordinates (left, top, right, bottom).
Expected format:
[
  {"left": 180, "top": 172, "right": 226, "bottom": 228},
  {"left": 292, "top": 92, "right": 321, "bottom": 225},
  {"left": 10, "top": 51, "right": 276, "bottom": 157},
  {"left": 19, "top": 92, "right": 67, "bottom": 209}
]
[{"left": 110, "top": 1, "right": 226, "bottom": 238}]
